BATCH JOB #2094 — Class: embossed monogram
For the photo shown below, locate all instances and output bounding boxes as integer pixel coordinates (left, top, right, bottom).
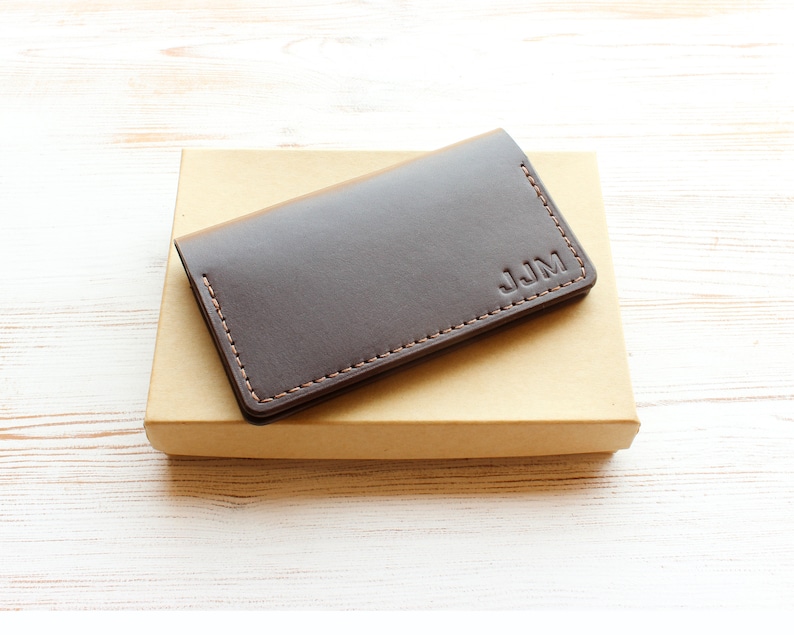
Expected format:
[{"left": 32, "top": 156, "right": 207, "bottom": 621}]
[{"left": 499, "top": 252, "right": 567, "bottom": 294}]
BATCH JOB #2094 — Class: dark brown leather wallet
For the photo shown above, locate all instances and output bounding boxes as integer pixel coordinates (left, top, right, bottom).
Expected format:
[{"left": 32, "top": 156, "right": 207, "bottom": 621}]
[{"left": 174, "top": 129, "right": 597, "bottom": 424}]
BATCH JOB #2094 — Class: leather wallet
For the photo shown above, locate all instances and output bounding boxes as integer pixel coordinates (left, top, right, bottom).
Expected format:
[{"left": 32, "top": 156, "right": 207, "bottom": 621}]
[{"left": 174, "top": 129, "right": 597, "bottom": 424}]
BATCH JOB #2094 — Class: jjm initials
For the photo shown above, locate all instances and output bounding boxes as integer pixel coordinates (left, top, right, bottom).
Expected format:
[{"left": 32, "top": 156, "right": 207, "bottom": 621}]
[{"left": 499, "top": 252, "right": 567, "bottom": 294}]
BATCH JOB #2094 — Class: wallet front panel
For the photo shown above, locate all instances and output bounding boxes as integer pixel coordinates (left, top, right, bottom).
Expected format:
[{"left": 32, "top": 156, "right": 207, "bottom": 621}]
[{"left": 175, "top": 129, "right": 596, "bottom": 423}]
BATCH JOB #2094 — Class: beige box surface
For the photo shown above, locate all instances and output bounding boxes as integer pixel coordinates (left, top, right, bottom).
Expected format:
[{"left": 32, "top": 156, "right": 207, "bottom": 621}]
[{"left": 145, "top": 149, "right": 639, "bottom": 458}]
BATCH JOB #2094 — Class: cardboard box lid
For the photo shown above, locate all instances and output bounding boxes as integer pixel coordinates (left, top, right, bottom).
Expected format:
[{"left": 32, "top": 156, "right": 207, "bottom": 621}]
[{"left": 145, "top": 149, "right": 639, "bottom": 458}]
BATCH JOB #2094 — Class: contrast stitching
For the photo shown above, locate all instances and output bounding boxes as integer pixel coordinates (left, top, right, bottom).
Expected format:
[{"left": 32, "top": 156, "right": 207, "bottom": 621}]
[
  {"left": 203, "top": 275, "right": 263, "bottom": 402},
  {"left": 520, "top": 164, "right": 586, "bottom": 279},
  {"left": 203, "top": 163, "right": 586, "bottom": 404}
]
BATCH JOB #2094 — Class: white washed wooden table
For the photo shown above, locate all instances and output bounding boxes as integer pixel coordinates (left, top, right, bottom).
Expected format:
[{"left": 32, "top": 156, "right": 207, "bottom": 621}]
[{"left": 1, "top": 1, "right": 792, "bottom": 608}]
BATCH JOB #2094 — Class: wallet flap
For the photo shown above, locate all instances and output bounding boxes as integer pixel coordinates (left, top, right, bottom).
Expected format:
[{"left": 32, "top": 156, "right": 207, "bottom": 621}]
[{"left": 174, "top": 129, "right": 596, "bottom": 424}]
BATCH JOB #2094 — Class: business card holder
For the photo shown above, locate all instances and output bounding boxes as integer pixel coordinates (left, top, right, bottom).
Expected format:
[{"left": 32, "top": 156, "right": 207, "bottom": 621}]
[{"left": 174, "top": 130, "right": 596, "bottom": 424}]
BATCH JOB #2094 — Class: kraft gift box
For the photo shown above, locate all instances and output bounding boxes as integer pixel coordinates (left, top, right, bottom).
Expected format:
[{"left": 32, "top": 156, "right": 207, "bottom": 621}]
[{"left": 144, "top": 148, "right": 639, "bottom": 458}]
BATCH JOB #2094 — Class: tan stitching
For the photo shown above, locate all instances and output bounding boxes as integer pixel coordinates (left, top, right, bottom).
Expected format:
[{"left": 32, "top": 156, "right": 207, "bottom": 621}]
[
  {"left": 202, "top": 276, "right": 262, "bottom": 402},
  {"left": 202, "top": 163, "right": 586, "bottom": 404},
  {"left": 520, "top": 164, "right": 586, "bottom": 279}
]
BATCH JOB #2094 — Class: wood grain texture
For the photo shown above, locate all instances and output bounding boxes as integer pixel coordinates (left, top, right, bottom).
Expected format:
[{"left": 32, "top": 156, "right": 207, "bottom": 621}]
[{"left": 1, "top": 0, "right": 793, "bottom": 608}]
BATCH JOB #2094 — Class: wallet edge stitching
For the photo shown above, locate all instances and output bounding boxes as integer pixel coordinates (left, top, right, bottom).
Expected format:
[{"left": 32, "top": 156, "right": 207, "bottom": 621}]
[{"left": 521, "top": 164, "right": 586, "bottom": 279}]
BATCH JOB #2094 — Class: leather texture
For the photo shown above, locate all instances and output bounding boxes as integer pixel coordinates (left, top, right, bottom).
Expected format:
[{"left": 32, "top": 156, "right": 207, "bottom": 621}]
[{"left": 174, "top": 129, "right": 597, "bottom": 424}]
